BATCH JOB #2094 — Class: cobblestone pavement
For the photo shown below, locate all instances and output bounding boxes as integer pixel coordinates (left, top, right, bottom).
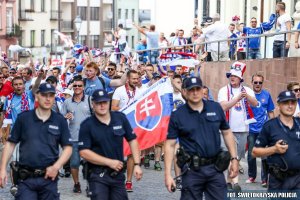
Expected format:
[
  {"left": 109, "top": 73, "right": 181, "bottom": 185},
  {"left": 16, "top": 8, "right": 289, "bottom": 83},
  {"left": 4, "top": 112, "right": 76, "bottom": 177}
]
[{"left": 0, "top": 159, "right": 266, "bottom": 200}]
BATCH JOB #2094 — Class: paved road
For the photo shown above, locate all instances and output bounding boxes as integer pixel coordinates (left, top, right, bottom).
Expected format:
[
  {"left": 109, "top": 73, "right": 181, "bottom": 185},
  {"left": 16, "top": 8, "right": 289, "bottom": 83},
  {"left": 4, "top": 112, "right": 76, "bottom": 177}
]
[{"left": 0, "top": 158, "right": 267, "bottom": 200}]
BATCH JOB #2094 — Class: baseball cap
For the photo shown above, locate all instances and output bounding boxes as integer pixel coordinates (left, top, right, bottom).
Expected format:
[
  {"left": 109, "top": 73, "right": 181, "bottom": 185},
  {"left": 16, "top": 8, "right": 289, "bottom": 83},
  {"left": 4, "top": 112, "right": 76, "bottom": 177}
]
[
  {"left": 46, "top": 75, "right": 58, "bottom": 83},
  {"left": 183, "top": 77, "right": 203, "bottom": 90},
  {"left": 36, "top": 83, "right": 56, "bottom": 94},
  {"left": 277, "top": 90, "right": 297, "bottom": 103},
  {"left": 92, "top": 89, "right": 110, "bottom": 102}
]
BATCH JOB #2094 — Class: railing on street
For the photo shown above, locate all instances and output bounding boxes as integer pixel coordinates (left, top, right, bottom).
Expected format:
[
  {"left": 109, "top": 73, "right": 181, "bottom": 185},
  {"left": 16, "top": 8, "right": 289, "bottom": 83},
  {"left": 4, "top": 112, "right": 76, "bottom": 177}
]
[
  {"left": 127, "top": 29, "right": 300, "bottom": 62},
  {"left": 61, "top": 21, "right": 73, "bottom": 31},
  {"left": 19, "top": 10, "right": 33, "bottom": 21},
  {"left": 50, "top": 10, "right": 60, "bottom": 20},
  {"left": 103, "top": 20, "right": 113, "bottom": 31}
]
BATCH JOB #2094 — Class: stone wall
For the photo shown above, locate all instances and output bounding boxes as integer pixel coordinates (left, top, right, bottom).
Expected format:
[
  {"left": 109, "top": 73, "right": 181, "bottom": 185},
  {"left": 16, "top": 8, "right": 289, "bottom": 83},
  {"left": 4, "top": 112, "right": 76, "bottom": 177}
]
[{"left": 201, "top": 57, "right": 300, "bottom": 105}]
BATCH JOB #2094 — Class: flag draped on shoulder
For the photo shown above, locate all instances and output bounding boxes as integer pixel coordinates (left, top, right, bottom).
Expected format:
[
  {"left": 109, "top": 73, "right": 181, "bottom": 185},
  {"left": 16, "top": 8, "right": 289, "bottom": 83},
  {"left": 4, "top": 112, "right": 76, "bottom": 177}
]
[{"left": 122, "top": 78, "right": 174, "bottom": 156}]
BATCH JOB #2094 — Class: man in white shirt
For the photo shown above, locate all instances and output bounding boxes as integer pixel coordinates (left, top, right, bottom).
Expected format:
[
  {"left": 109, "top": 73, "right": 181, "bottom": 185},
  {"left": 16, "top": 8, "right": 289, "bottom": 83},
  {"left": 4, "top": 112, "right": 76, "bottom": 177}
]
[
  {"left": 114, "top": 24, "right": 127, "bottom": 52},
  {"left": 111, "top": 70, "right": 141, "bottom": 192},
  {"left": 273, "top": 2, "right": 291, "bottom": 58},
  {"left": 218, "top": 62, "right": 258, "bottom": 192},
  {"left": 201, "top": 14, "right": 231, "bottom": 61}
]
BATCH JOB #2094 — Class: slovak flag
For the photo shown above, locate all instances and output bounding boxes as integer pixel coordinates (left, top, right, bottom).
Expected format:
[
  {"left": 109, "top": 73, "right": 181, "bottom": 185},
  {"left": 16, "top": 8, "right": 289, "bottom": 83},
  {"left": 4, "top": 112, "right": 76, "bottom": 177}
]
[{"left": 122, "top": 78, "right": 174, "bottom": 156}]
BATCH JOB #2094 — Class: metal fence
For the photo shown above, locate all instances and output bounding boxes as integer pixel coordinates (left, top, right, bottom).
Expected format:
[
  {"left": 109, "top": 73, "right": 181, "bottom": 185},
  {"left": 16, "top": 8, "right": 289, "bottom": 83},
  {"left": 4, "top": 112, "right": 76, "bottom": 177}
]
[{"left": 128, "top": 29, "right": 300, "bottom": 62}]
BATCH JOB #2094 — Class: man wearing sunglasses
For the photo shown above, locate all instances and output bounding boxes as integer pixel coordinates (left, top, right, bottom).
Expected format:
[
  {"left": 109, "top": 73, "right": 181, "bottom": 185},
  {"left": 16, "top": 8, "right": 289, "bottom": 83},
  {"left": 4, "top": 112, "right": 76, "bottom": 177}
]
[
  {"left": 61, "top": 77, "right": 92, "bottom": 193},
  {"left": 246, "top": 73, "right": 275, "bottom": 187},
  {"left": 287, "top": 82, "right": 300, "bottom": 117},
  {"left": 62, "top": 58, "right": 77, "bottom": 86}
]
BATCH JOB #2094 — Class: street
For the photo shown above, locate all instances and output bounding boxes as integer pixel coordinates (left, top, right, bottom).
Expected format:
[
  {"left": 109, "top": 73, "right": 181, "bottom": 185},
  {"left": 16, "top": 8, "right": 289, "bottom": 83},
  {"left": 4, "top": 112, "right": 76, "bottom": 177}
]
[{"left": 0, "top": 158, "right": 267, "bottom": 200}]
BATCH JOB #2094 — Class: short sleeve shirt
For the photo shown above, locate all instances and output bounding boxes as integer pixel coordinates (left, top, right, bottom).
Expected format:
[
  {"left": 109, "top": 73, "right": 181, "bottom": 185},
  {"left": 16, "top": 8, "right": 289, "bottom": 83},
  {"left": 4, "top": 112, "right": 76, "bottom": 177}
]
[
  {"left": 84, "top": 76, "right": 111, "bottom": 96},
  {"left": 78, "top": 112, "right": 136, "bottom": 163},
  {"left": 8, "top": 110, "right": 72, "bottom": 169}
]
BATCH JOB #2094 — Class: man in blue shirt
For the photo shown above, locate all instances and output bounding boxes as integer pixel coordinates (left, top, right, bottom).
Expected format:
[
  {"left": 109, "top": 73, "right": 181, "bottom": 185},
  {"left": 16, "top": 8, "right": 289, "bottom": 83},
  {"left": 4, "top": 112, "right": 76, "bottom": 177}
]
[
  {"left": 247, "top": 73, "right": 275, "bottom": 187},
  {"left": 295, "top": 22, "right": 300, "bottom": 49},
  {"left": 136, "top": 38, "right": 148, "bottom": 64},
  {"left": 229, "top": 23, "right": 238, "bottom": 60}
]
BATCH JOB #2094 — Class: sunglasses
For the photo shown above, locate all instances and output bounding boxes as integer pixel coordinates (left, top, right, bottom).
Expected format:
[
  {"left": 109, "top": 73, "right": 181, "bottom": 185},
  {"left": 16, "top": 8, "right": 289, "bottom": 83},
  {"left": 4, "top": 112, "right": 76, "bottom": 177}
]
[
  {"left": 251, "top": 21, "right": 257, "bottom": 23},
  {"left": 70, "top": 66, "right": 76, "bottom": 69},
  {"left": 107, "top": 68, "right": 115, "bottom": 71},
  {"left": 10, "top": 71, "right": 16, "bottom": 74},
  {"left": 253, "top": 81, "right": 263, "bottom": 85},
  {"left": 293, "top": 88, "right": 300, "bottom": 93},
  {"left": 73, "top": 84, "right": 83, "bottom": 88}
]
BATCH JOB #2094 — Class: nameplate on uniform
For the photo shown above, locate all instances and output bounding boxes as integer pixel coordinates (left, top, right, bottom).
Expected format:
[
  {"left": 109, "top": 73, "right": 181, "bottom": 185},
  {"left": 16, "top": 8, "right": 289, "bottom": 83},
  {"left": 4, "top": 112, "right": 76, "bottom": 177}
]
[
  {"left": 206, "top": 112, "right": 216, "bottom": 116},
  {"left": 49, "top": 125, "right": 59, "bottom": 130},
  {"left": 113, "top": 125, "right": 122, "bottom": 130}
]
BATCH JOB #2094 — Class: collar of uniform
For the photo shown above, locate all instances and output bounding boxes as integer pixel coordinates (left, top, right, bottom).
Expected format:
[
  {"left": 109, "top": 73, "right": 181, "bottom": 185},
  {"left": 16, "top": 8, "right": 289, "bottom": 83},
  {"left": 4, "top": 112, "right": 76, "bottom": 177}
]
[
  {"left": 92, "top": 112, "right": 116, "bottom": 126},
  {"left": 277, "top": 117, "right": 298, "bottom": 131},
  {"left": 32, "top": 109, "right": 55, "bottom": 122},
  {"left": 186, "top": 100, "right": 207, "bottom": 113},
  {"left": 72, "top": 94, "right": 85, "bottom": 102}
]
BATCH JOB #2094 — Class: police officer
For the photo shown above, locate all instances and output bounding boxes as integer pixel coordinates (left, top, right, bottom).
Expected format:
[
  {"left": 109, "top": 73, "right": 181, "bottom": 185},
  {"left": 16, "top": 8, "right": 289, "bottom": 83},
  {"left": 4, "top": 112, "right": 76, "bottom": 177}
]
[
  {"left": 0, "top": 83, "right": 72, "bottom": 199},
  {"left": 164, "top": 77, "right": 239, "bottom": 199},
  {"left": 252, "top": 90, "right": 300, "bottom": 190},
  {"left": 78, "top": 89, "right": 142, "bottom": 200}
]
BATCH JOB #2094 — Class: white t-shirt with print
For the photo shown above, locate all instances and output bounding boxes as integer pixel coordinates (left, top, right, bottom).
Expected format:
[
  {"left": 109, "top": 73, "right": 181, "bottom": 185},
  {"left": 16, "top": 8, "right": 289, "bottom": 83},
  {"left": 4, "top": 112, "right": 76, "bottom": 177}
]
[
  {"left": 112, "top": 85, "right": 142, "bottom": 110},
  {"left": 218, "top": 85, "right": 255, "bottom": 132},
  {"left": 118, "top": 29, "right": 127, "bottom": 44}
]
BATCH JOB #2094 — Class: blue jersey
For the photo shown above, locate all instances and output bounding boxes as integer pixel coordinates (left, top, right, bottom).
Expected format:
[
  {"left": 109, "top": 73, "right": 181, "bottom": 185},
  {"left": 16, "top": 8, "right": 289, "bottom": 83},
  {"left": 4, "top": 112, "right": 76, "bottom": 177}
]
[
  {"left": 229, "top": 33, "right": 238, "bottom": 52},
  {"left": 243, "top": 27, "right": 263, "bottom": 49},
  {"left": 250, "top": 90, "right": 275, "bottom": 133}
]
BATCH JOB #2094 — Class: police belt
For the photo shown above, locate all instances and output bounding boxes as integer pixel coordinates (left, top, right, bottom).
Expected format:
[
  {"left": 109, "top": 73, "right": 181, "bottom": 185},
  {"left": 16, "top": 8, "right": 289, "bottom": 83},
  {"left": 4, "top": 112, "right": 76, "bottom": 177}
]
[
  {"left": 91, "top": 166, "right": 124, "bottom": 177},
  {"left": 190, "top": 154, "right": 217, "bottom": 167},
  {"left": 18, "top": 166, "right": 47, "bottom": 180},
  {"left": 269, "top": 167, "right": 300, "bottom": 178}
]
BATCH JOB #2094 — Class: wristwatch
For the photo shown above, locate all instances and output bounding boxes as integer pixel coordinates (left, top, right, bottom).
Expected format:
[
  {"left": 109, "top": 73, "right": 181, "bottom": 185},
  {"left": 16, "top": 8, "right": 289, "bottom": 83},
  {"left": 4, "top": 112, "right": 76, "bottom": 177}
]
[
  {"left": 134, "top": 163, "right": 140, "bottom": 166},
  {"left": 230, "top": 157, "right": 239, "bottom": 161}
]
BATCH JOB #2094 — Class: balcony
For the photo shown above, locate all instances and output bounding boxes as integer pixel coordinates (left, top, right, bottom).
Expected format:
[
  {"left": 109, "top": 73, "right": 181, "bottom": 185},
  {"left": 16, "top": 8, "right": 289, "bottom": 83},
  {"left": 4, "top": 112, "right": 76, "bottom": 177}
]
[
  {"left": 60, "top": 20, "right": 73, "bottom": 32},
  {"left": 6, "top": 25, "right": 22, "bottom": 38},
  {"left": 19, "top": 10, "right": 33, "bottom": 21},
  {"left": 103, "top": 20, "right": 113, "bottom": 31},
  {"left": 50, "top": 10, "right": 60, "bottom": 20}
]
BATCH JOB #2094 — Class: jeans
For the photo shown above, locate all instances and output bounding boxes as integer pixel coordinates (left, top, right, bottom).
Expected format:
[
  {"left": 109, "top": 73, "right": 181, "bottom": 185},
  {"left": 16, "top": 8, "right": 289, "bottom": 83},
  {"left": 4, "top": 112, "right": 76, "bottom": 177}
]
[
  {"left": 273, "top": 40, "right": 289, "bottom": 58},
  {"left": 148, "top": 50, "right": 159, "bottom": 64},
  {"left": 247, "top": 133, "right": 267, "bottom": 182},
  {"left": 70, "top": 142, "right": 80, "bottom": 169},
  {"left": 248, "top": 48, "right": 261, "bottom": 59}
]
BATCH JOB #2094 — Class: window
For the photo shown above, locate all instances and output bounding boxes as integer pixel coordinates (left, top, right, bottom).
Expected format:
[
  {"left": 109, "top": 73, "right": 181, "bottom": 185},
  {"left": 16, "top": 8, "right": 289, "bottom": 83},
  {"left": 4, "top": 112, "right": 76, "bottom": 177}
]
[
  {"left": 132, "top": 35, "right": 134, "bottom": 49},
  {"left": 126, "top": 36, "right": 128, "bottom": 43},
  {"left": 20, "top": 30, "right": 25, "bottom": 46},
  {"left": 90, "top": 7, "right": 99, "bottom": 20},
  {"left": 6, "top": 8, "right": 13, "bottom": 34},
  {"left": 41, "top": 30, "right": 45, "bottom": 46},
  {"left": 125, "top": 9, "right": 128, "bottom": 19},
  {"left": 90, "top": 35, "right": 99, "bottom": 48},
  {"left": 79, "top": 36, "right": 87, "bottom": 45},
  {"left": 202, "top": 0, "right": 210, "bottom": 19},
  {"left": 30, "top": 0, "right": 35, "bottom": 11},
  {"left": 77, "top": 7, "right": 87, "bottom": 20},
  {"left": 118, "top": 9, "right": 121, "bottom": 19},
  {"left": 41, "top": 0, "right": 45, "bottom": 12},
  {"left": 131, "top": 9, "right": 135, "bottom": 20},
  {"left": 217, "top": 0, "right": 221, "bottom": 15},
  {"left": 30, "top": 30, "right": 35, "bottom": 47}
]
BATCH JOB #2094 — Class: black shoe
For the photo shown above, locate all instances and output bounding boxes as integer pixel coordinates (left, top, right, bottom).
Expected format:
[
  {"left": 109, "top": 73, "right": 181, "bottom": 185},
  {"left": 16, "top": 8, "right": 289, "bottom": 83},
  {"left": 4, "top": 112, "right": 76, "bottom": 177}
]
[
  {"left": 227, "top": 183, "right": 233, "bottom": 190},
  {"left": 73, "top": 182, "right": 82, "bottom": 193},
  {"left": 10, "top": 185, "right": 18, "bottom": 196},
  {"left": 64, "top": 170, "right": 71, "bottom": 178},
  {"left": 86, "top": 186, "right": 91, "bottom": 197},
  {"left": 154, "top": 162, "right": 162, "bottom": 171},
  {"left": 232, "top": 183, "right": 242, "bottom": 193},
  {"left": 144, "top": 156, "right": 150, "bottom": 169},
  {"left": 149, "top": 153, "right": 155, "bottom": 160},
  {"left": 175, "top": 178, "right": 182, "bottom": 191}
]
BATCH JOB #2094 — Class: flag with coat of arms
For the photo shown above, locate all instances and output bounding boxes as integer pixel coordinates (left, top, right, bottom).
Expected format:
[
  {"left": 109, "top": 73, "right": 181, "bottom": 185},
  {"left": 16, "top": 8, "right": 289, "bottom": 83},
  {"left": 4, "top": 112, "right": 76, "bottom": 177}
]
[{"left": 121, "top": 78, "right": 174, "bottom": 156}]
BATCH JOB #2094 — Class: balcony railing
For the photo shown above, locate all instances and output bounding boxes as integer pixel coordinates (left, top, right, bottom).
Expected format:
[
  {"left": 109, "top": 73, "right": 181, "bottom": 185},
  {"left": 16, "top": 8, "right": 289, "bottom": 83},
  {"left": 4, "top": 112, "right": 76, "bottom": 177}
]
[
  {"left": 19, "top": 10, "right": 33, "bottom": 21},
  {"left": 50, "top": 10, "right": 60, "bottom": 20},
  {"left": 6, "top": 25, "right": 22, "bottom": 37},
  {"left": 103, "top": 20, "right": 113, "bottom": 31},
  {"left": 60, "top": 21, "right": 73, "bottom": 31}
]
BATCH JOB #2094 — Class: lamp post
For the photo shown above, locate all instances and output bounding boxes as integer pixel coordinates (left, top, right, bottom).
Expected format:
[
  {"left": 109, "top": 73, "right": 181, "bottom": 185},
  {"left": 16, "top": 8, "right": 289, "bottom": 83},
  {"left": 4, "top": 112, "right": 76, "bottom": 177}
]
[{"left": 73, "top": 15, "right": 82, "bottom": 43}]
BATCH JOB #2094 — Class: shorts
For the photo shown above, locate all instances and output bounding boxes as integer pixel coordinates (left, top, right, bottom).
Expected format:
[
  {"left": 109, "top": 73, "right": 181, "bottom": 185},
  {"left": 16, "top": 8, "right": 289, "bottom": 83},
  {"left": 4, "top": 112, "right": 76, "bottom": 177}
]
[
  {"left": 70, "top": 142, "right": 80, "bottom": 169},
  {"left": 233, "top": 132, "right": 248, "bottom": 160}
]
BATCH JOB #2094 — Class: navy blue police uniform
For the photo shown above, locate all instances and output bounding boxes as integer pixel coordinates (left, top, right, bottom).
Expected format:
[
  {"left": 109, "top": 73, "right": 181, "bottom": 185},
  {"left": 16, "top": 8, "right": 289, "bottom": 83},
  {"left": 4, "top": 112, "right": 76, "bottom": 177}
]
[
  {"left": 167, "top": 77, "right": 231, "bottom": 200},
  {"left": 78, "top": 90, "right": 137, "bottom": 200},
  {"left": 7, "top": 95, "right": 71, "bottom": 199},
  {"left": 254, "top": 91, "right": 300, "bottom": 190}
]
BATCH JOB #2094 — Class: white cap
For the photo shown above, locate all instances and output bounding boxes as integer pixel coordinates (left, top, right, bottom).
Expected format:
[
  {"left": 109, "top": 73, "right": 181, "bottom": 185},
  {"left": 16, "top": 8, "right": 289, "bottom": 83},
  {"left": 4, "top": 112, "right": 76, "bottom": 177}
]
[{"left": 63, "top": 89, "right": 74, "bottom": 97}]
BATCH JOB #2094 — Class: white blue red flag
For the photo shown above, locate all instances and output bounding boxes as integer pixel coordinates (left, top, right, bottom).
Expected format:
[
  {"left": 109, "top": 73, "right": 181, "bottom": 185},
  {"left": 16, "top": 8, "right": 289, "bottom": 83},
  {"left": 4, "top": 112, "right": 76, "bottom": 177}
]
[{"left": 122, "top": 78, "right": 173, "bottom": 155}]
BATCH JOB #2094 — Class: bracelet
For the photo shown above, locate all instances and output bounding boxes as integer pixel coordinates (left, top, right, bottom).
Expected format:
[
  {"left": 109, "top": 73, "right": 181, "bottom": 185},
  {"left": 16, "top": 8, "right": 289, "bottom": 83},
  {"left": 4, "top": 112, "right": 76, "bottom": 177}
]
[{"left": 134, "top": 163, "right": 140, "bottom": 166}]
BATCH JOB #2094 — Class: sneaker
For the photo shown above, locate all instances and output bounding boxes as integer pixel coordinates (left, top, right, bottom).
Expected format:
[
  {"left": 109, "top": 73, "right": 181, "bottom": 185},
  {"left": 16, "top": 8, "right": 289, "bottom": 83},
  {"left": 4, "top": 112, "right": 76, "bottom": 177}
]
[
  {"left": 125, "top": 181, "right": 133, "bottom": 192},
  {"left": 232, "top": 183, "right": 242, "bottom": 193},
  {"left": 86, "top": 186, "right": 91, "bottom": 197},
  {"left": 239, "top": 164, "right": 244, "bottom": 174},
  {"left": 73, "top": 182, "right": 82, "bottom": 193},
  {"left": 149, "top": 152, "right": 155, "bottom": 160},
  {"left": 144, "top": 156, "right": 150, "bottom": 169},
  {"left": 154, "top": 162, "right": 162, "bottom": 171},
  {"left": 10, "top": 185, "right": 18, "bottom": 196},
  {"left": 226, "top": 183, "right": 233, "bottom": 190},
  {"left": 245, "top": 177, "right": 256, "bottom": 183},
  {"left": 175, "top": 178, "right": 182, "bottom": 191},
  {"left": 261, "top": 181, "right": 267, "bottom": 188}
]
